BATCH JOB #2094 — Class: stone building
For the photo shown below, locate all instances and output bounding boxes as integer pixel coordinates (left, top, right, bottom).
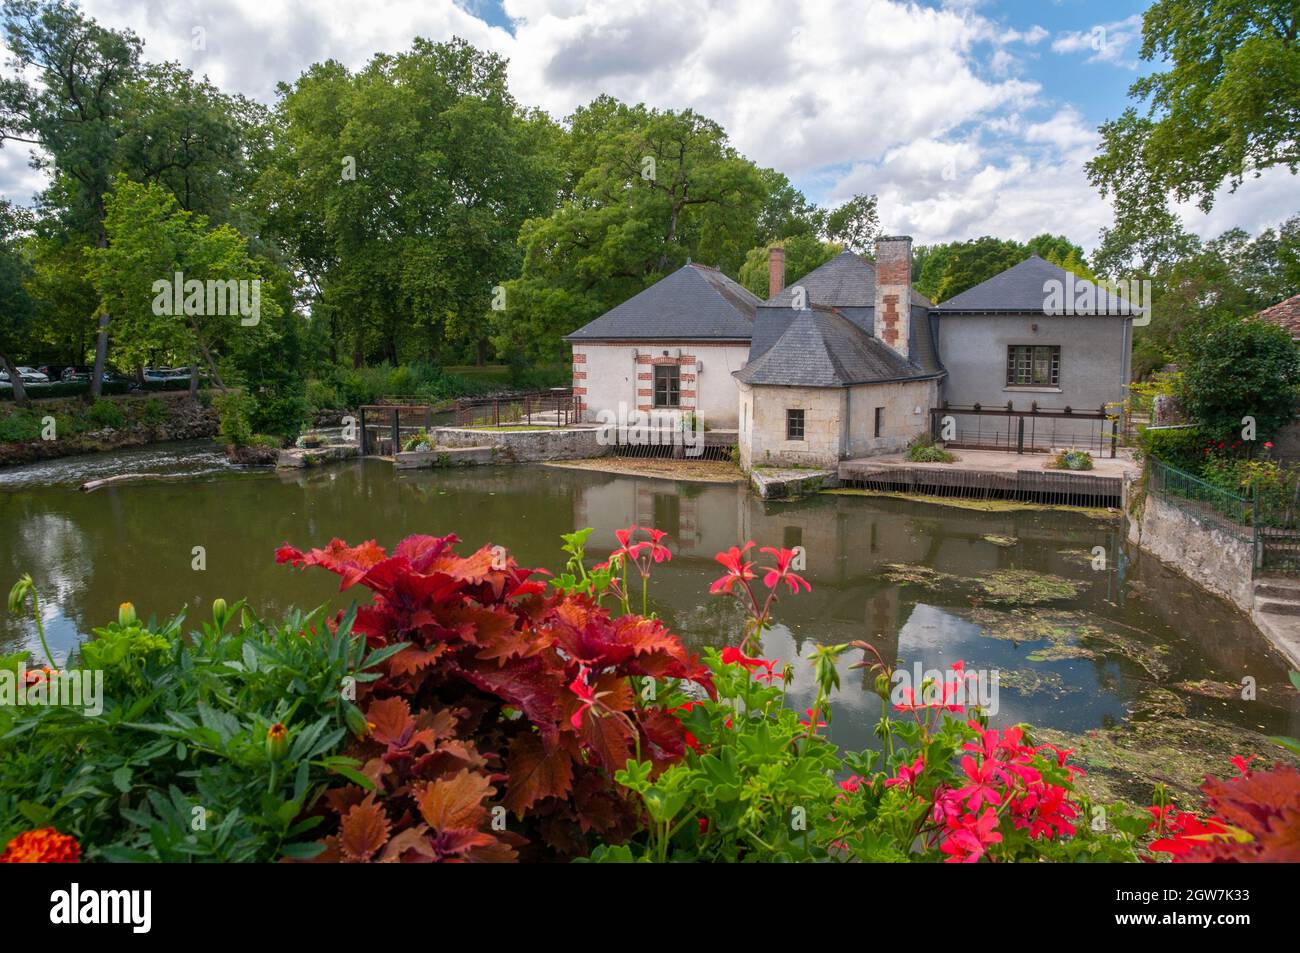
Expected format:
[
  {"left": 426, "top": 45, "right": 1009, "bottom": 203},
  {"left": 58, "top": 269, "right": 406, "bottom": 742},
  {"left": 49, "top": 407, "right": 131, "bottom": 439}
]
[{"left": 568, "top": 234, "right": 1138, "bottom": 468}]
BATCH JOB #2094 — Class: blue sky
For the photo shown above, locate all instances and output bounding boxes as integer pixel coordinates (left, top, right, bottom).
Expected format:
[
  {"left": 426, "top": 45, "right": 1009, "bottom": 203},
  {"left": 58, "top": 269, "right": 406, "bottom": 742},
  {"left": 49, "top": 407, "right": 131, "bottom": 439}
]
[{"left": 1, "top": 0, "right": 1293, "bottom": 250}]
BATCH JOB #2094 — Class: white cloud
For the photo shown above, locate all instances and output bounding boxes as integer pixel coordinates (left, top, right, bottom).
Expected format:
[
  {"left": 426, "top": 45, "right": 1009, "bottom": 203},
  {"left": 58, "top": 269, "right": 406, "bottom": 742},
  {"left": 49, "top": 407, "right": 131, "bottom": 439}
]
[
  {"left": 0, "top": 0, "right": 1290, "bottom": 256},
  {"left": 1051, "top": 14, "right": 1143, "bottom": 68}
]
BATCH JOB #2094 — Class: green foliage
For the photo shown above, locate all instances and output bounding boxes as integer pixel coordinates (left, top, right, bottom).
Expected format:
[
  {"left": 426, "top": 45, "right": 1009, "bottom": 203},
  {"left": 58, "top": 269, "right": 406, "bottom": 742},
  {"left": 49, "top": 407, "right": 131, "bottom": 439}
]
[
  {"left": 0, "top": 408, "right": 42, "bottom": 442},
  {"left": 214, "top": 391, "right": 255, "bottom": 447},
  {"left": 85, "top": 397, "right": 125, "bottom": 429},
  {"left": 1176, "top": 317, "right": 1300, "bottom": 443},
  {"left": 824, "top": 193, "right": 879, "bottom": 253},
  {"left": 905, "top": 433, "right": 956, "bottom": 463},
  {"left": 0, "top": 602, "right": 379, "bottom": 862},
  {"left": 1088, "top": 0, "right": 1300, "bottom": 270},
  {"left": 140, "top": 397, "right": 168, "bottom": 426},
  {"left": 1139, "top": 425, "right": 1205, "bottom": 470},
  {"left": 1051, "top": 449, "right": 1095, "bottom": 471},
  {"left": 737, "top": 236, "right": 842, "bottom": 299},
  {"left": 913, "top": 234, "right": 1093, "bottom": 304}
]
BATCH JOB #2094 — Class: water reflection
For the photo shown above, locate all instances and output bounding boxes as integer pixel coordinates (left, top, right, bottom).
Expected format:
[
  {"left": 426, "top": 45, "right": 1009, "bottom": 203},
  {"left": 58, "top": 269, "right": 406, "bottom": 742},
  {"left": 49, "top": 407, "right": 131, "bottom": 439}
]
[{"left": 2, "top": 455, "right": 1298, "bottom": 750}]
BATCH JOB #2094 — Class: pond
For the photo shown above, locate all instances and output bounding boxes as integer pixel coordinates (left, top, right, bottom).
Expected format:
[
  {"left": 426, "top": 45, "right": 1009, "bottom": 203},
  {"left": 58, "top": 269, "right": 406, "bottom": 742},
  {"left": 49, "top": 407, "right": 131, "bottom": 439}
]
[{"left": 2, "top": 440, "right": 1298, "bottom": 802}]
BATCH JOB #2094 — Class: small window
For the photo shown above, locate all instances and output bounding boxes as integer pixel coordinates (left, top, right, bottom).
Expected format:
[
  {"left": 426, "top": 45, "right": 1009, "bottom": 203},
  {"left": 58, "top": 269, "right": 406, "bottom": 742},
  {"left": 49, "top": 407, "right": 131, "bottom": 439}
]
[
  {"left": 786, "top": 409, "right": 805, "bottom": 440},
  {"left": 1007, "top": 345, "right": 1060, "bottom": 387},
  {"left": 652, "top": 493, "right": 680, "bottom": 536},
  {"left": 653, "top": 364, "right": 680, "bottom": 407},
  {"left": 873, "top": 407, "right": 884, "bottom": 438},
  {"left": 783, "top": 526, "right": 803, "bottom": 551}
]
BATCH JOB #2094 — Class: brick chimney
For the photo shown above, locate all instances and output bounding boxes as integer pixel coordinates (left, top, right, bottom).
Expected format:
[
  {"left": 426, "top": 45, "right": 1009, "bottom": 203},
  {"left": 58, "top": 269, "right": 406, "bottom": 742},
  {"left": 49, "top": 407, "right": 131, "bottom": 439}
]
[
  {"left": 874, "top": 235, "right": 912, "bottom": 359},
  {"left": 768, "top": 245, "right": 785, "bottom": 298}
]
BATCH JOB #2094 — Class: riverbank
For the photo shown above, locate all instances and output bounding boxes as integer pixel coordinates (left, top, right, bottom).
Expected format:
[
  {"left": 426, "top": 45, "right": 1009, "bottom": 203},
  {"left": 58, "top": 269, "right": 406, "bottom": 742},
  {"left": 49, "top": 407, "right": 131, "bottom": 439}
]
[
  {"left": 542, "top": 456, "right": 743, "bottom": 483},
  {"left": 0, "top": 391, "right": 219, "bottom": 467}
]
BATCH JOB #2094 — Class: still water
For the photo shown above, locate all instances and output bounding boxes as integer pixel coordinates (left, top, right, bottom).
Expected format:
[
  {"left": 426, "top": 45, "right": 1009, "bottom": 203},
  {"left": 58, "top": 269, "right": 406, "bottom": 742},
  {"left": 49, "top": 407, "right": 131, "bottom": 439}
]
[{"left": 2, "top": 441, "right": 1298, "bottom": 779}]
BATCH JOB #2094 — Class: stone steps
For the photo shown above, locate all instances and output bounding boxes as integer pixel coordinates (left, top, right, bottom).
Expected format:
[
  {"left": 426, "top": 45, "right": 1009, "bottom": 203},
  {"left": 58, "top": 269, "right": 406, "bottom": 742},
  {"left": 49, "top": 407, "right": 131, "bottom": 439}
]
[{"left": 1253, "top": 599, "right": 1300, "bottom": 617}]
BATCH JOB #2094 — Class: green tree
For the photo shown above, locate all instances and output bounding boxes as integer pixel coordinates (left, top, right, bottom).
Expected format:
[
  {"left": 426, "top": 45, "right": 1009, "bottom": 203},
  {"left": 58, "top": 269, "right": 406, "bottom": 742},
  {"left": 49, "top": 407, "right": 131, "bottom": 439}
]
[
  {"left": 737, "top": 236, "right": 842, "bottom": 299},
  {"left": 499, "top": 97, "right": 774, "bottom": 360},
  {"left": 259, "top": 38, "right": 562, "bottom": 368},
  {"left": 0, "top": 0, "right": 143, "bottom": 395},
  {"left": 1177, "top": 316, "right": 1300, "bottom": 444},
  {"left": 824, "top": 193, "right": 879, "bottom": 253},
  {"left": 0, "top": 200, "right": 35, "bottom": 404},
  {"left": 1088, "top": 0, "right": 1300, "bottom": 272}
]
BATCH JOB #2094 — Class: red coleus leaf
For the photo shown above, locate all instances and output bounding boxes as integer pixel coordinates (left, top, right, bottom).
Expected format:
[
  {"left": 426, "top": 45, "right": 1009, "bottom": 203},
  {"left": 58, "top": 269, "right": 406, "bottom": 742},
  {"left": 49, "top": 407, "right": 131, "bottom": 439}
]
[
  {"left": 503, "top": 732, "right": 575, "bottom": 816},
  {"left": 276, "top": 538, "right": 389, "bottom": 590},
  {"left": 417, "top": 769, "right": 495, "bottom": 832},
  {"left": 337, "top": 797, "right": 391, "bottom": 862},
  {"left": 366, "top": 697, "right": 415, "bottom": 746}
]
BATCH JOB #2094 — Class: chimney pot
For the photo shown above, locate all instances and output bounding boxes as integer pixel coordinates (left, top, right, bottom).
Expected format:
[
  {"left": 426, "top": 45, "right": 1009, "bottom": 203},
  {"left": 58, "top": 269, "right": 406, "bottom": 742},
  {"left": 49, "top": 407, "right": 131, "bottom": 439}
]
[{"left": 768, "top": 246, "right": 785, "bottom": 299}]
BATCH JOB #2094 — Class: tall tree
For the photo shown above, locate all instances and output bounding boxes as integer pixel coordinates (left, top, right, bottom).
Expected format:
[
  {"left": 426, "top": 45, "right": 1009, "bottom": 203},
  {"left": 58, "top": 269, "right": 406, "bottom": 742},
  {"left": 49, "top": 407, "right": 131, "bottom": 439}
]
[
  {"left": 1088, "top": 0, "right": 1299, "bottom": 273},
  {"left": 0, "top": 0, "right": 142, "bottom": 396},
  {"left": 824, "top": 193, "right": 880, "bottom": 253},
  {"left": 499, "top": 97, "right": 771, "bottom": 360},
  {"left": 0, "top": 199, "right": 35, "bottom": 405},
  {"left": 259, "top": 38, "right": 561, "bottom": 368}
]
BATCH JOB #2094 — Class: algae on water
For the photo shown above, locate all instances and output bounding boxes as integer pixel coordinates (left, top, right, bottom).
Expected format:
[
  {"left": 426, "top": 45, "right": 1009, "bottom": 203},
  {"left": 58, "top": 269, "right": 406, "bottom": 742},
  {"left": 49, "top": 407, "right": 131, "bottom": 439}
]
[{"left": 975, "top": 569, "right": 1081, "bottom": 605}]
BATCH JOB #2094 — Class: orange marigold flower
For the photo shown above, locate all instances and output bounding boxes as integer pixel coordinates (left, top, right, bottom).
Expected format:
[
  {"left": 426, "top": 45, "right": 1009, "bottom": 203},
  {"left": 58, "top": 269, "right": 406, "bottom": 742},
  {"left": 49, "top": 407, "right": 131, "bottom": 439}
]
[{"left": 0, "top": 828, "right": 80, "bottom": 863}]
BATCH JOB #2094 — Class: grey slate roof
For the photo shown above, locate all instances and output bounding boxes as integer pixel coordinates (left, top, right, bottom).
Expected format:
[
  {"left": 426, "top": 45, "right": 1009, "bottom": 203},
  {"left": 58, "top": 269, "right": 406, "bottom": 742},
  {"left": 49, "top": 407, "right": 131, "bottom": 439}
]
[
  {"left": 735, "top": 307, "right": 940, "bottom": 387},
  {"left": 564, "top": 263, "right": 760, "bottom": 341},
  {"left": 932, "top": 254, "right": 1143, "bottom": 315},
  {"left": 762, "top": 250, "right": 933, "bottom": 310},
  {"left": 751, "top": 250, "right": 943, "bottom": 375}
]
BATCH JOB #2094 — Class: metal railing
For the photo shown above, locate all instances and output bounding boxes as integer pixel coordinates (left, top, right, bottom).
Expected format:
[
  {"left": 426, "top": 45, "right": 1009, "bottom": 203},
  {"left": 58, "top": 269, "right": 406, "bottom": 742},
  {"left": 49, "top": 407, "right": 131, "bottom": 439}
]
[
  {"left": 453, "top": 389, "right": 579, "bottom": 428},
  {"left": 1147, "top": 457, "right": 1255, "bottom": 527},
  {"left": 929, "top": 402, "right": 1120, "bottom": 457}
]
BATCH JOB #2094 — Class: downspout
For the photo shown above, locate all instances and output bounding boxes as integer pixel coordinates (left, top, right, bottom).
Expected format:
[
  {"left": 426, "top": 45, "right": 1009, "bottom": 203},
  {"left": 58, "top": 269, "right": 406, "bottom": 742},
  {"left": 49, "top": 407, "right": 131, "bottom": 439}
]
[{"left": 842, "top": 385, "right": 851, "bottom": 459}]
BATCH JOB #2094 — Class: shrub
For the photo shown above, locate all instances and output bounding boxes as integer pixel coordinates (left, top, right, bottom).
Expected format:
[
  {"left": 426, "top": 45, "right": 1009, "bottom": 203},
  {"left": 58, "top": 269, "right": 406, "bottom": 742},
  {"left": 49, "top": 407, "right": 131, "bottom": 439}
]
[
  {"left": 1050, "top": 449, "right": 1094, "bottom": 471},
  {"left": 1139, "top": 424, "right": 1205, "bottom": 470},
  {"left": 0, "top": 409, "right": 41, "bottom": 442},
  {"left": 85, "top": 398, "right": 125, "bottom": 430},
  {"left": 140, "top": 397, "right": 169, "bottom": 427},
  {"left": 276, "top": 530, "right": 712, "bottom": 861},
  {"left": 1177, "top": 317, "right": 1300, "bottom": 445},
  {"left": 214, "top": 392, "right": 255, "bottom": 447},
  {"left": 305, "top": 378, "right": 342, "bottom": 413},
  {"left": 0, "top": 599, "right": 378, "bottom": 861},
  {"left": 905, "top": 433, "right": 956, "bottom": 463}
]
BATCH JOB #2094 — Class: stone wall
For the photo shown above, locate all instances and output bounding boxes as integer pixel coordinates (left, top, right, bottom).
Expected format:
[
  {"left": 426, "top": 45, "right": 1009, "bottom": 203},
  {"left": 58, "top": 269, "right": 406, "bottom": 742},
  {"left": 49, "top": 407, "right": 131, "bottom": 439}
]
[
  {"left": 1125, "top": 475, "right": 1255, "bottom": 612},
  {"left": 431, "top": 426, "right": 609, "bottom": 462}
]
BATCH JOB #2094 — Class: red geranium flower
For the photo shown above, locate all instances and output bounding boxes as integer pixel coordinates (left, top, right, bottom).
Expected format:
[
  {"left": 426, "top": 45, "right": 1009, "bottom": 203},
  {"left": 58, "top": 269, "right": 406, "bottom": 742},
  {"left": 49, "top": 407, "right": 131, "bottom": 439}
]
[{"left": 710, "top": 543, "right": 756, "bottom": 594}]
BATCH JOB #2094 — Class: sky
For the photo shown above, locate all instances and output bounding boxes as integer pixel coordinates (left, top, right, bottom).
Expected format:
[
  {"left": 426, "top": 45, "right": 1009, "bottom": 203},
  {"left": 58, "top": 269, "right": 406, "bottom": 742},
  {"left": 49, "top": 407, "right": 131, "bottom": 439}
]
[{"left": 1, "top": 0, "right": 1295, "bottom": 251}]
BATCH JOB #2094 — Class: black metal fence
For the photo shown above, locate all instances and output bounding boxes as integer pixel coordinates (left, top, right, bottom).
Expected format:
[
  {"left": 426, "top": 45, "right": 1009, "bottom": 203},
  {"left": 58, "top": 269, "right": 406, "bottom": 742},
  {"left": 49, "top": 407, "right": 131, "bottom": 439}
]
[
  {"left": 929, "top": 402, "right": 1120, "bottom": 457},
  {"left": 453, "top": 390, "right": 579, "bottom": 427}
]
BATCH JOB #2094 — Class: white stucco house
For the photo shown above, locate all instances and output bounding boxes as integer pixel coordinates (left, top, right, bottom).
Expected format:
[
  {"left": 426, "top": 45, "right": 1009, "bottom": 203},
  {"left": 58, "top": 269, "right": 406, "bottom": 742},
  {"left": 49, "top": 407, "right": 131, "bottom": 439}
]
[{"left": 567, "top": 235, "right": 1139, "bottom": 469}]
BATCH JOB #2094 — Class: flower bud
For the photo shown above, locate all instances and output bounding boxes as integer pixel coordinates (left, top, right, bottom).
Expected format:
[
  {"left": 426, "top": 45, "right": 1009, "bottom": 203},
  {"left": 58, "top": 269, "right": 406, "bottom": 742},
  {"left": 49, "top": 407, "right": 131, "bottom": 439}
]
[
  {"left": 266, "top": 722, "right": 289, "bottom": 761},
  {"left": 118, "top": 602, "right": 137, "bottom": 627},
  {"left": 212, "top": 598, "right": 229, "bottom": 630}
]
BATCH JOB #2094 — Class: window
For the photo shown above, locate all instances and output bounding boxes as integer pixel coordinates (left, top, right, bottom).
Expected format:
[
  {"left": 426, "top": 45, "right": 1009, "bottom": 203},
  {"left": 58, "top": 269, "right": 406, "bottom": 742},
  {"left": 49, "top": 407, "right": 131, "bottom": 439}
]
[
  {"left": 873, "top": 407, "right": 884, "bottom": 438},
  {"left": 783, "top": 526, "right": 803, "bottom": 551},
  {"left": 786, "top": 409, "right": 805, "bottom": 440},
  {"left": 652, "top": 493, "right": 680, "bottom": 537},
  {"left": 653, "top": 364, "right": 680, "bottom": 407},
  {"left": 1007, "top": 345, "right": 1060, "bottom": 387}
]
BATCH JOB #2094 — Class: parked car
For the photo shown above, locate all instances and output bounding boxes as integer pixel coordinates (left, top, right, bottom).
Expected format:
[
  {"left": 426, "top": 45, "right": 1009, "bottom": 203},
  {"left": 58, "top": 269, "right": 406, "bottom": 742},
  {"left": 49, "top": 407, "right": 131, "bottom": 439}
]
[{"left": 15, "top": 367, "right": 49, "bottom": 384}]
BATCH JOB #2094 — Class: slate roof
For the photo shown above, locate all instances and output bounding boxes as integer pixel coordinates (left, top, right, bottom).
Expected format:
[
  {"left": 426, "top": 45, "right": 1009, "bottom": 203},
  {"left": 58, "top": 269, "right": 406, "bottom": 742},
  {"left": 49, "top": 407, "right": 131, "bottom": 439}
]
[
  {"left": 762, "top": 250, "right": 932, "bottom": 310},
  {"left": 751, "top": 250, "right": 943, "bottom": 376},
  {"left": 932, "top": 254, "right": 1142, "bottom": 316},
  {"left": 564, "top": 263, "right": 760, "bottom": 341},
  {"left": 1256, "top": 292, "right": 1300, "bottom": 337},
  {"left": 735, "top": 307, "right": 940, "bottom": 387}
]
